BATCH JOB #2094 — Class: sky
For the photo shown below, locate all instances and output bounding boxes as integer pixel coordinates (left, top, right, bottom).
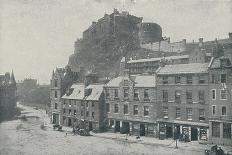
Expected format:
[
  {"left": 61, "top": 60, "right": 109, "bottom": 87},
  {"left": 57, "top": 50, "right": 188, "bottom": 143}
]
[{"left": 0, "top": 0, "right": 232, "bottom": 84}]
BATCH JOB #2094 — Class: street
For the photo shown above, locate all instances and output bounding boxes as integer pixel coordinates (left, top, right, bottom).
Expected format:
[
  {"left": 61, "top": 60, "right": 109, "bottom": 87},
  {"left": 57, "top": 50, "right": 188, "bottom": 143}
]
[{"left": 0, "top": 104, "right": 211, "bottom": 155}]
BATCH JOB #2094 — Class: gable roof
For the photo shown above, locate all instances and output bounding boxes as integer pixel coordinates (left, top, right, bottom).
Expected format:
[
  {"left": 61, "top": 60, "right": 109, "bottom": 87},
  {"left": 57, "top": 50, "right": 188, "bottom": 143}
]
[
  {"left": 62, "top": 83, "right": 85, "bottom": 100},
  {"left": 85, "top": 84, "right": 104, "bottom": 101},
  {"left": 156, "top": 63, "right": 209, "bottom": 75}
]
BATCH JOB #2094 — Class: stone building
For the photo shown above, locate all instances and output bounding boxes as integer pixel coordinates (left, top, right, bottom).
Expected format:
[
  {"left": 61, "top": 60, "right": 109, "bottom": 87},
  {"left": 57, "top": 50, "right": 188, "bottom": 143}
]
[
  {"left": 50, "top": 67, "right": 78, "bottom": 125},
  {"left": 61, "top": 83, "right": 105, "bottom": 132},
  {"left": 0, "top": 71, "right": 17, "bottom": 120},
  {"left": 156, "top": 63, "right": 209, "bottom": 141},
  {"left": 126, "top": 55, "right": 189, "bottom": 75},
  {"left": 208, "top": 44, "right": 232, "bottom": 145},
  {"left": 104, "top": 74, "right": 158, "bottom": 137}
]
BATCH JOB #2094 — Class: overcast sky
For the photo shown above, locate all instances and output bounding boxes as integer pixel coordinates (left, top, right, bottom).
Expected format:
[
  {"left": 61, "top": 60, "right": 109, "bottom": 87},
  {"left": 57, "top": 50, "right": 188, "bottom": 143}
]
[{"left": 0, "top": 0, "right": 231, "bottom": 84}]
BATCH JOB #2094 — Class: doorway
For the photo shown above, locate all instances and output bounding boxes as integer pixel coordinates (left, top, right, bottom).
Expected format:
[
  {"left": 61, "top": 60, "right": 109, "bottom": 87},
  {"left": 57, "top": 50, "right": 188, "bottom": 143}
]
[
  {"left": 115, "top": 121, "right": 120, "bottom": 132},
  {"left": 166, "top": 125, "right": 173, "bottom": 138},
  {"left": 121, "top": 122, "right": 130, "bottom": 134},
  {"left": 140, "top": 124, "right": 145, "bottom": 136},
  {"left": 89, "top": 122, "right": 93, "bottom": 131},
  {"left": 191, "top": 127, "right": 198, "bottom": 141},
  {"left": 68, "top": 118, "right": 72, "bottom": 127}
]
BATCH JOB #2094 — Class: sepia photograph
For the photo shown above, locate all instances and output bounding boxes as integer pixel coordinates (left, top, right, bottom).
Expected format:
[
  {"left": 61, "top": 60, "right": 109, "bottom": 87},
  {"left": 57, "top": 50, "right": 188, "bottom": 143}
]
[{"left": 0, "top": 0, "right": 232, "bottom": 154}]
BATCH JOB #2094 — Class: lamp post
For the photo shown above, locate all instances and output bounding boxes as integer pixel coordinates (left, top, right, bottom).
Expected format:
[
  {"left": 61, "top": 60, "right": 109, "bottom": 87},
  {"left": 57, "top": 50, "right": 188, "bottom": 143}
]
[{"left": 174, "top": 126, "right": 178, "bottom": 149}]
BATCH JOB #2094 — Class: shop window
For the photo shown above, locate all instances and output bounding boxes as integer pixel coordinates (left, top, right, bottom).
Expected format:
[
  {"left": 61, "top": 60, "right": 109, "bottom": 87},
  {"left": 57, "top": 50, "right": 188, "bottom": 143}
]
[
  {"left": 212, "top": 122, "right": 220, "bottom": 138},
  {"left": 114, "top": 104, "right": 119, "bottom": 113},
  {"left": 133, "top": 105, "right": 138, "bottom": 115},
  {"left": 223, "top": 123, "right": 231, "bottom": 139},
  {"left": 124, "top": 104, "right": 128, "bottom": 114},
  {"left": 144, "top": 106, "right": 149, "bottom": 116}
]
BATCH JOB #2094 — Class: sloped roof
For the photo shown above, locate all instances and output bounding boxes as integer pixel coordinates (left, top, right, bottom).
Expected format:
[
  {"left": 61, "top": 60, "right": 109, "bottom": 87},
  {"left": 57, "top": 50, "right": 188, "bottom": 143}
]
[
  {"left": 133, "top": 75, "right": 156, "bottom": 87},
  {"left": 62, "top": 83, "right": 85, "bottom": 100},
  {"left": 127, "top": 55, "right": 189, "bottom": 64},
  {"left": 85, "top": 84, "right": 104, "bottom": 101},
  {"left": 105, "top": 75, "right": 156, "bottom": 87},
  {"left": 156, "top": 63, "right": 209, "bottom": 75}
]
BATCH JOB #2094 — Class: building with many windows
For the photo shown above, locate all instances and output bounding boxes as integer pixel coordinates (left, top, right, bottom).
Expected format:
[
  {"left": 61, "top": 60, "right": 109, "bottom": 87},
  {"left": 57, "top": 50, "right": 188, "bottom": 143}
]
[
  {"left": 104, "top": 74, "right": 158, "bottom": 137},
  {"left": 156, "top": 63, "right": 209, "bottom": 141},
  {"left": 61, "top": 83, "right": 105, "bottom": 132},
  {"left": 208, "top": 47, "right": 232, "bottom": 145}
]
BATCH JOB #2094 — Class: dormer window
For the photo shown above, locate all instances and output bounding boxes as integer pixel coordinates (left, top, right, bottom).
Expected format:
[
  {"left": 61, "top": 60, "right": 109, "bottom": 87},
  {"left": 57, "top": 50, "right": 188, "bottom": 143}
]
[{"left": 124, "top": 79, "right": 129, "bottom": 86}]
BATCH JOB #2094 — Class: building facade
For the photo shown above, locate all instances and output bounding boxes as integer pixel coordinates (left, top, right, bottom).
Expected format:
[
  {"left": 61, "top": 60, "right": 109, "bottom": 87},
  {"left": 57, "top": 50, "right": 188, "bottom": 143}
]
[
  {"left": 208, "top": 51, "right": 232, "bottom": 145},
  {"left": 156, "top": 63, "right": 209, "bottom": 141},
  {"left": 61, "top": 83, "right": 105, "bottom": 132},
  {"left": 0, "top": 71, "right": 17, "bottom": 120},
  {"left": 104, "top": 75, "right": 158, "bottom": 137}
]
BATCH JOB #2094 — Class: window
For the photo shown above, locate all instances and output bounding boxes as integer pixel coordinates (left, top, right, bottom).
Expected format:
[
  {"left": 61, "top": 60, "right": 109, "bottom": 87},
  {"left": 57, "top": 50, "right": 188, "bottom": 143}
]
[
  {"left": 212, "top": 89, "right": 216, "bottom": 100},
  {"left": 163, "top": 90, "right": 168, "bottom": 102},
  {"left": 86, "top": 111, "right": 89, "bottom": 117},
  {"left": 211, "top": 74, "right": 215, "bottom": 83},
  {"left": 175, "top": 90, "right": 181, "bottom": 104},
  {"left": 92, "top": 102, "right": 95, "bottom": 107},
  {"left": 55, "top": 91, "right": 58, "bottom": 98},
  {"left": 199, "top": 90, "right": 205, "bottom": 104},
  {"left": 74, "top": 110, "right": 76, "bottom": 116},
  {"left": 144, "top": 89, "right": 149, "bottom": 100},
  {"left": 124, "top": 79, "right": 129, "bottom": 86},
  {"left": 124, "top": 104, "right": 128, "bottom": 114},
  {"left": 134, "top": 89, "right": 139, "bottom": 100},
  {"left": 212, "top": 122, "right": 220, "bottom": 137},
  {"left": 186, "top": 90, "right": 192, "bottom": 104},
  {"left": 69, "top": 101, "right": 71, "bottom": 107},
  {"left": 106, "top": 103, "right": 110, "bottom": 112},
  {"left": 133, "top": 105, "right": 138, "bottom": 115},
  {"left": 114, "top": 89, "right": 118, "bottom": 98},
  {"left": 163, "top": 107, "right": 168, "bottom": 118},
  {"left": 186, "top": 75, "right": 192, "bottom": 84},
  {"left": 124, "top": 88, "right": 129, "bottom": 98},
  {"left": 63, "top": 108, "right": 66, "bottom": 114},
  {"left": 222, "top": 106, "right": 226, "bottom": 115},
  {"left": 69, "top": 109, "right": 72, "bottom": 115},
  {"left": 54, "top": 80, "right": 58, "bottom": 87},
  {"left": 105, "top": 89, "right": 110, "bottom": 98},
  {"left": 55, "top": 103, "right": 58, "bottom": 109},
  {"left": 199, "top": 76, "right": 205, "bottom": 84},
  {"left": 144, "top": 106, "right": 149, "bottom": 116},
  {"left": 212, "top": 106, "right": 216, "bottom": 115},
  {"left": 223, "top": 123, "right": 231, "bottom": 139},
  {"left": 176, "top": 108, "right": 181, "bottom": 119},
  {"left": 199, "top": 109, "right": 205, "bottom": 121},
  {"left": 175, "top": 76, "right": 181, "bottom": 84},
  {"left": 86, "top": 102, "right": 89, "bottom": 107},
  {"left": 162, "top": 76, "right": 168, "bottom": 84},
  {"left": 92, "top": 112, "right": 94, "bottom": 118},
  {"left": 221, "top": 74, "right": 226, "bottom": 83},
  {"left": 220, "top": 90, "right": 227, "bottom": 100},
  {"left": 81, "top": 111, "right": 84, "bottom": 116},
  {"left": 187, "top": 108, "right": 193, "bottom": 120},
  {"left": 114, "top": 104, "right": 119, "bottom": 113},
  {"left": 81, "top": 102, "right": 84, "bottom": 106}
]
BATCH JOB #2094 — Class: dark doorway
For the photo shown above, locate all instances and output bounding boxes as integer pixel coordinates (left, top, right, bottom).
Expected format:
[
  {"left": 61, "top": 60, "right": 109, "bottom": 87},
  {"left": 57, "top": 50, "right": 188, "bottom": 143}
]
[
  {"left": 191, "top": 127, "right": 198, "bottom": 141},
  {"left": 140, "top": 124, "right": 145, "bottom": 136},
  {"left": 176, "top": 125, "right": 180, "bottom": 138},
  {"left": 115, "top": 121, "right": 120, "bottom": 132},
  {"left": 68, "top": 118, "right": 72, "bottom": 127},
  {"left": 52, "top": 113, "right": 59, "bottom": 124},
  {"left": 89, "top": 122, "right": 93, "bottom": 131},
  {"left": 166, "top": 125, "right": 173, "bottom": 138},
  {"left": 121, "top": 122, "right": 130, "bottom": 134}
]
